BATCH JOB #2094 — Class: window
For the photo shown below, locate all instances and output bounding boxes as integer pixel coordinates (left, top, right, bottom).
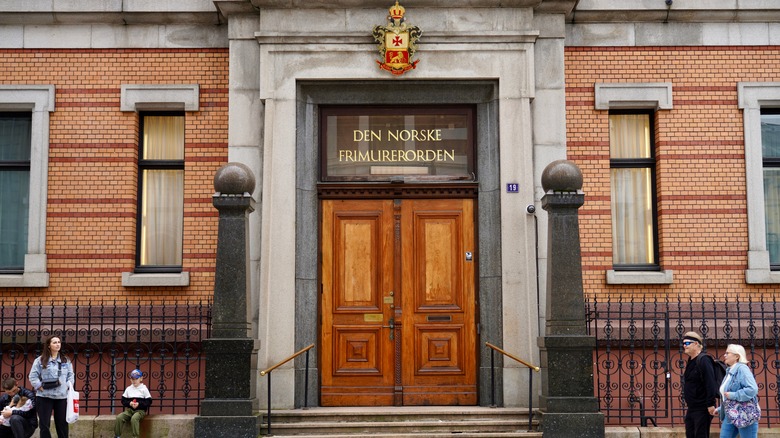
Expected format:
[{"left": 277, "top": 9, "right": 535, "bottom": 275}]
[
  {"left": 762, "top": 109, "right": 780, "bottom": 268},
  {"left": 595, "top": 82, "right": 673, "bottom": 284},
  {"left": 0, "top": 85, "right": 54, "bottom": 288},
  {"left": 0, "top": 113, "right": 31, "bottom": 272},
  {"left": 136, "top": 113, "right": 184, "bottom": 272},
  {"left": 739, "top": 83, "right": 780, "bottom": 283},
  {"left": 610, "top": 112, "right": 659, "bottom": 270},
  {"left": 120, "top": 84, "right": 197, "bottom": 287}
]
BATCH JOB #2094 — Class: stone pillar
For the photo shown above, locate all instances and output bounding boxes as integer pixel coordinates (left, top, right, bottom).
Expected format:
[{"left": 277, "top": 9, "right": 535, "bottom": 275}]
[
  {"left": 194, "top": 162, "right": 261, "bottom": 438},
  {"left": 537, "top": 160, "right": 604, "bottom": 438}
]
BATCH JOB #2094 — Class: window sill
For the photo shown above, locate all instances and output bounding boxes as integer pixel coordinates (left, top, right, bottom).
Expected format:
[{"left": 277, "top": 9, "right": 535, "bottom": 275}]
[
  {"left": 606, "top": 270, "right": 673, "bottom": 285},
  {"left": 745, "top": 269, "right": 780, "bottom": 284},
  {"left": 0, "top": 272, "right": 49, "bottom": 288},
  {"left": 122, "top": 272, "right": 190, "bottom": 287}
]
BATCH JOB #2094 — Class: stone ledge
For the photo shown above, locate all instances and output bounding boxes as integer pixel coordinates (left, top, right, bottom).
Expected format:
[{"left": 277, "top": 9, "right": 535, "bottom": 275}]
[{"left": 27, "top": 414, "right": 197, "bottom": 438}]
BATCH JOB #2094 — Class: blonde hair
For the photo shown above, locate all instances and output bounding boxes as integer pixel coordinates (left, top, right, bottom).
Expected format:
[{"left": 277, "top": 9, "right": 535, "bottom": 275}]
[{"left": 726, "top": 344, "right": 749, "bottom": 364}]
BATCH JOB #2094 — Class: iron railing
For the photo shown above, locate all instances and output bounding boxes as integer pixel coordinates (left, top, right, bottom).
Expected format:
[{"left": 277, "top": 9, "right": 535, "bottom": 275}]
[
  {"left": 260, "top": 344, "right": 314, "bottom": 436},
  {"left": 0, "top": 300, "right": 211, "bottom": 415},
  {"left": 586, "top": 295, "right": 780, "bottom": 427},
  {"left": 485, "top": 342, "right": 540, "bottom": 431}
]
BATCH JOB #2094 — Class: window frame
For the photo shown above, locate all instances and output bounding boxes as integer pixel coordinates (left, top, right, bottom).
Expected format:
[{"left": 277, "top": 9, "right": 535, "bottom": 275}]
[
  {"left": 0, "top": 112, "right": 32, "bottom": 273},
  {"left": 120, "top": 84, "right": 198, "bottom": 287},
  {"left": 609, "top": 110, "right": 661, "bottom": 272},
  {"left": 595, "top": 82, "right": 674, "bottom": 285},
  {"left": 0, "top": 86, "right": 54, "bottom": 288},
  {"left": 134, "top": 111, "right": 185, "bottom": 274}
]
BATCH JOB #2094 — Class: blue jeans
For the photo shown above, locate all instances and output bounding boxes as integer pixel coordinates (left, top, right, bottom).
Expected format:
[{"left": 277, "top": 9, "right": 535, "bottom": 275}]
[{"left": 720, "top": 420, "right": 758, "bottom": 438}]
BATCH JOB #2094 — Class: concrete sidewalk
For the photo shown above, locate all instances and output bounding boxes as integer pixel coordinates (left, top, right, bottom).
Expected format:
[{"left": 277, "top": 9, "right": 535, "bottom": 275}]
[
  {"left": 606, "top": 426, "right": 780, "bottom": 437},
  {"left": 21, "top": 417, "right": 780, "bottom": 437}
]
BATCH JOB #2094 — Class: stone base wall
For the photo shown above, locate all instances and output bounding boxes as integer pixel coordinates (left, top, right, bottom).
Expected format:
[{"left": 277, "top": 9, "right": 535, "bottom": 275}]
[{"left": 28, "top": 415, "right": 198, "bottom": 438}]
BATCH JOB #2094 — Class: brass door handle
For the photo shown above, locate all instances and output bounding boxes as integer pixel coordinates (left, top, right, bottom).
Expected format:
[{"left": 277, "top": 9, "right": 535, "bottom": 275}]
[{"left": 381, "top": 318, "right": 395, "bottom": 340}]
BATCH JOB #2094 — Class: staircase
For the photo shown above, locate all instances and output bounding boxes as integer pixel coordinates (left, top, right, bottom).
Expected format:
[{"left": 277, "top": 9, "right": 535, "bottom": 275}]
[{"left": 259, "top": 406, "right": 542, "bottom": 437}]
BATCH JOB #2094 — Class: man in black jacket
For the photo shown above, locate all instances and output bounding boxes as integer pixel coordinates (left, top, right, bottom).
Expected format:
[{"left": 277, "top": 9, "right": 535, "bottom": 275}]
[
  {"left": 682, "top": 331, "right": 718, "bottom": 438},
  {"left": 0, "top": 378, "right": 37, "bottom": 438}
]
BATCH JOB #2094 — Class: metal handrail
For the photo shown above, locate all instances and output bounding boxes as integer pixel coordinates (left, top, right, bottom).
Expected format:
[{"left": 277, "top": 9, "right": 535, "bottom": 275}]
[
  {"left": 259, "top": 343, "right": 314, "bottom": 436},
  {"left": 485, "top": 342, "right": 540, "bottom": 432}
]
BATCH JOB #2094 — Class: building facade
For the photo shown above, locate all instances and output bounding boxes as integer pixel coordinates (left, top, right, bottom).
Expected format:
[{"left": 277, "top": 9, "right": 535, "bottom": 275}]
[{"left": 1, "top": 0, "right": 779, "bottom": 413}]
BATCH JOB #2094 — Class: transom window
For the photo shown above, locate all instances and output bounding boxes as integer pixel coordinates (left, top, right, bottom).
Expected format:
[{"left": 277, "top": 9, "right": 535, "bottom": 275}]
[{"left": 320, "top": 106, "right": 475, "bottom": 182}]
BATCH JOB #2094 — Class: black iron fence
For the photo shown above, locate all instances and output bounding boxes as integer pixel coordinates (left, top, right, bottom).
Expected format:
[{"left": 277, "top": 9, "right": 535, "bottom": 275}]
[
  {"left": 586, "top": 296, "right": 780, "bottom": 427},
  {"left": 0, "top": 301, "right": 211, "bottom": 415}
]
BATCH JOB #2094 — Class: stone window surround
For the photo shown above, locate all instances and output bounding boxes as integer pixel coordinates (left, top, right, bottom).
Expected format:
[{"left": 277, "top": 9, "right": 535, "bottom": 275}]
[
  {"left": 739, "top": 82, "right": 780, "bottom": 284},
  {"left": 0, "top": 85, "right": 54, "bottom": 288},
  {"left": 120, "top": 84, "right": 199, "bottom": 287},
  {"left": 595, "top": 82, "right": 674, "bottom": 285}
]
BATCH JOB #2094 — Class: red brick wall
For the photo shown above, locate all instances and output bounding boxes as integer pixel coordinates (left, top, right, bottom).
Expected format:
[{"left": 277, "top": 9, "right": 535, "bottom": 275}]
[
  {"left": 566, "top": 46, "right": 780, "bottom": 301},
  {"left": 0, "top": 49, "right": 229, "bottom": 303}
]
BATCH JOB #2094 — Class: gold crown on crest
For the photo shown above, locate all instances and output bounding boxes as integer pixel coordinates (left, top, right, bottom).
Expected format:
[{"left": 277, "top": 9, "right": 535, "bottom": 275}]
[{"left": 388, "top": 1, "right": 405, "bottom": 20}]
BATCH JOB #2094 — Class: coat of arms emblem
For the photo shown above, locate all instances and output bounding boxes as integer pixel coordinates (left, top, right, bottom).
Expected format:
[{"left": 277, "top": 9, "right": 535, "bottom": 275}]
[{"left": 372, "top": 1, "right": 421, "bottom": 75}]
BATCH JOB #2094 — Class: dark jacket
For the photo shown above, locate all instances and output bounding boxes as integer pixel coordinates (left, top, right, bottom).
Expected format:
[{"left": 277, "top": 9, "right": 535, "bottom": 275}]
[
  {"left": 683, "top": 353, "right": 719, "bottom": 410},
  {"left": 0, "top": 386, "right": 38, "bottom": 426}
]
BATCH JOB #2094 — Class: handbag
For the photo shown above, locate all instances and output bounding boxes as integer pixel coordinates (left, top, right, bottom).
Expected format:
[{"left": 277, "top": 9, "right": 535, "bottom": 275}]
[
  {"left": 724, "top": 397, "right": 761, "bottom": 428},
  {"left": 66, "top": 382, "right": 79, "bottom": 423},
  {"left": 41, "top": 361, "right": 62, "bottom": 389}
]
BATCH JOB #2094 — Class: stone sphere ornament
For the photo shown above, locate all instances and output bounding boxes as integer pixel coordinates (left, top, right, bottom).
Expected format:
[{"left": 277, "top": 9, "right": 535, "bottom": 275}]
[
  {"left": 541, "top": 159, "right": 583, "bottom": 192},
  {"left": 214, "top": 162, "right": 256, "bottom": 195}
]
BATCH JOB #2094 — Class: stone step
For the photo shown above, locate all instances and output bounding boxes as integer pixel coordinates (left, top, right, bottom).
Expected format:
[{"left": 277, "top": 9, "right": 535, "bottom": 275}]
[
  {"left": 263, "top": 433, "right": 542, "bottom": 438},
  {"left": 260, "top": 407, "right": 538, "bottom": 436}
]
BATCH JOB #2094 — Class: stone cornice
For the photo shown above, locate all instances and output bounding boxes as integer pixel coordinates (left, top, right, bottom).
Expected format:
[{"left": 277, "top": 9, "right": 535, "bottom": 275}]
[{"left": 568, "top": 1, "right": 780, "bottom": 23}]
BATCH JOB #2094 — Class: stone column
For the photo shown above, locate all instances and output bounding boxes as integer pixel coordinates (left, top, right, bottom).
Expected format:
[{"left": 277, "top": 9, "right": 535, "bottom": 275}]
[
  {"left": 194, "top": 162, "right": 261, "bottom": 438},
  {"left": 537, "top": 160, "right": 604, "bottom": 437}
]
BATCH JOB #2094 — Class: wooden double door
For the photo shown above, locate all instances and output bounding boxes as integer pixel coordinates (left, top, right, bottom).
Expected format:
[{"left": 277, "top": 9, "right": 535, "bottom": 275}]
[{"left": 320, "top": 198, "right": 477, "bottom": 406}]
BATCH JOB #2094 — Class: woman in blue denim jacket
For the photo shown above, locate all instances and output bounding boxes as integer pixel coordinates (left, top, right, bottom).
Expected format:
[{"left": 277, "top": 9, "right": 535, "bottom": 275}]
[
  {"left": 709, "top": 344, "right": 759, "bottom": 438},
  {"left": 28, "top": 336, "right": 74, "bottom": 438}
]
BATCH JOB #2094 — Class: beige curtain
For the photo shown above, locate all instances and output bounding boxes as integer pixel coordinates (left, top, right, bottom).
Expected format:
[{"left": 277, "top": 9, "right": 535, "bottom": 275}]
[
  {"left": 610, "top": 114, "right": 654, "bottom": 265},
  {"left": 140, "top": 116, "right": 184, "bottom": 266}
]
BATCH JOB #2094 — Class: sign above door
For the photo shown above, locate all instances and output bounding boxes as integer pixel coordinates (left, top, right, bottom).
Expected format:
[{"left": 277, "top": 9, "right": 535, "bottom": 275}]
[{"left": 320, "top": 105, "right": 476, "bottom": 182}]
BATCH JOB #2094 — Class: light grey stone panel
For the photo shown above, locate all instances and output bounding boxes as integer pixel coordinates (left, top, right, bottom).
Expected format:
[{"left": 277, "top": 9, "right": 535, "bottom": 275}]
[
  {"left": 532, "top": 13, "right": 565, "bottom": 39},
  {"left": 125, "top": 0, "right": 217, "bottom": 12},
  {"left": 24, "top": 24, "right": 92, "bottom": 48},
  {"left": 160, "top": 24, "right": 228, "bottom": 48},
  {"left": 0, "top": 25, "right": 23, "bottom": 48},
  {"left": 565, "top": 23, "right": 635, "bottom": 46},
  {"left": 228, "top": 14, "right": 262, "bottom": 40},
  {"left": 91, "top": 24, "right": 160, "bottom": 48},
  {"left": 532, "top": 89, "right": 566, "bottom": 147},
  {"left": 635, "top": 22, "right": 704, "bottom": 46},
  {"left": 534, "top": 39, "right": 564, "bottom": 90},
  {"left": 702, "top": 22, "right": 769, "bottom": 46}
]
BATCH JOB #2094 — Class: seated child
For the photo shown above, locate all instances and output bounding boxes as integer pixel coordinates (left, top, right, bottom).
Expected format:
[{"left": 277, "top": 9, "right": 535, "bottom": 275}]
[
  {"left": 0, "top": 394, "right": 33, "bottom": 427},
  {"left": 114, "top": 369, "right": 152, "bottom": 438}
]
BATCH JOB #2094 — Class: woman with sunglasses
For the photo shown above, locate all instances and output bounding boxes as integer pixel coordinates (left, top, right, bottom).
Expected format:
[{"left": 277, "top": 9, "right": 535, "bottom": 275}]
[{"left": 709, "top": 344, "right": 759, "bottom": 438}]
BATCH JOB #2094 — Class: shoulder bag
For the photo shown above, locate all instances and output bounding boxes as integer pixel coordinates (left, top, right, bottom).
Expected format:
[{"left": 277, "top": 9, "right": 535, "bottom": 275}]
[{"left": 724, "top": 397, "right": 761, "bottom": 428}]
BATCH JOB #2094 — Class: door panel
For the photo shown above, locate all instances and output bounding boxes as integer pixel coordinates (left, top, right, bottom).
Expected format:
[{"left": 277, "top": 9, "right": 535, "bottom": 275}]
[
  {"left": 401, "top": 199, "right": 476, "bottom": 405},
  {"left": 321, "top": 200, "right": 395, "bottom": 406},
  {"left": 321, "top": 198, "right": 476, "bottom": 406}
]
